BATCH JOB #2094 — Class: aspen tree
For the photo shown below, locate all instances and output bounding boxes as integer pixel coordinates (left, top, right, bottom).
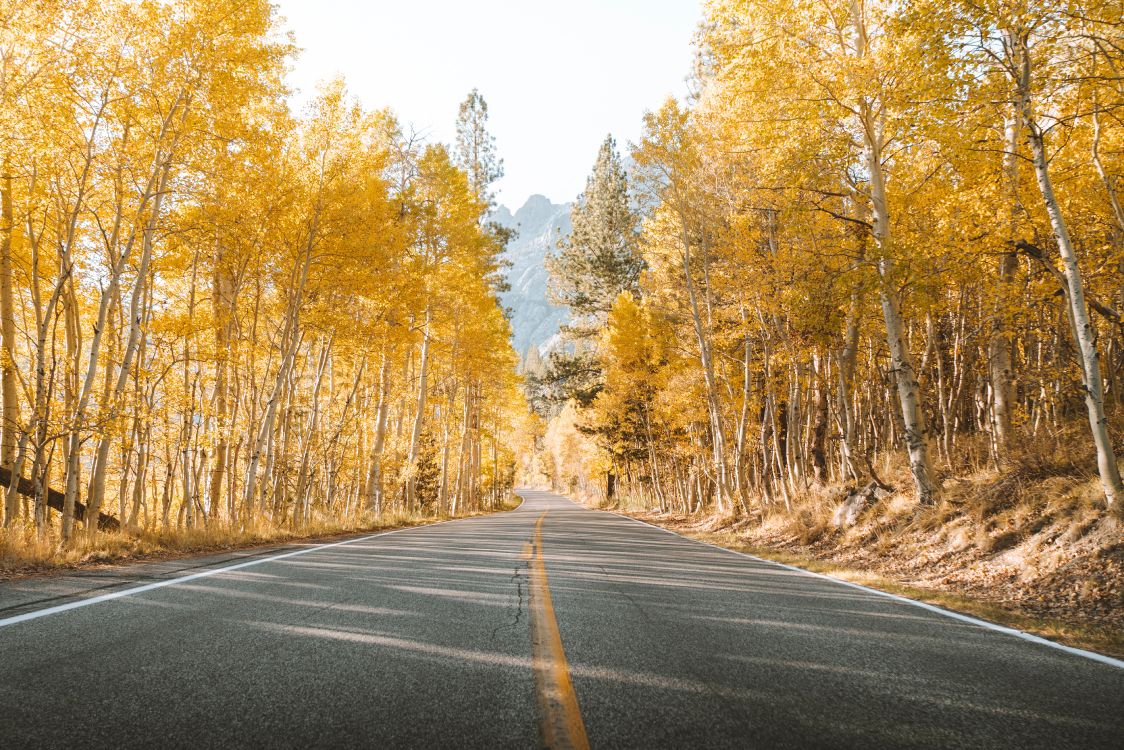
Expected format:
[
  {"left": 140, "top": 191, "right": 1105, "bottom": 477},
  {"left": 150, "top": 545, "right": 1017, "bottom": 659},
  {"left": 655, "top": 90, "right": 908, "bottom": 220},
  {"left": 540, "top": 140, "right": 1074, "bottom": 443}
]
[
  {"left": 635, "top": 102, "right": 734, "bottom": 513},
  {"left": 944, "top": 0, "right": 1124, "bottom": 508},
  {"left": 1012, "top": 25, "right": 1124, "bottom": 508}
]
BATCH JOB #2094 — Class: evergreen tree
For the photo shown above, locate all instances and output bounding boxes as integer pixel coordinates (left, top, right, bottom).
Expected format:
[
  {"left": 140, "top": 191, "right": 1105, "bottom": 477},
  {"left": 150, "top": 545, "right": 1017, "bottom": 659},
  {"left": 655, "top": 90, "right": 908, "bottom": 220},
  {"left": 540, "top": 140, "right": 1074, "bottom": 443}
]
[
  {"left": 454, "top": 88, "right": 512, "bottom": 295},
  {"left": 547, "top": 135, "right": 643, "bottom": 340},
  {"left": 523, "top": 343, "right": 546, "bottom": 378},
  {"left": 540, "top": 135, "right": 643, "bottom": 424},
  {"left": 454, "top": 89, "right": 503, "bottom": 205},
  {"left": 413, "top": 431, "right": 441, "bottom": 514},
  {"left": 521, "top": 342, "right": 555, "bottom": 417}
]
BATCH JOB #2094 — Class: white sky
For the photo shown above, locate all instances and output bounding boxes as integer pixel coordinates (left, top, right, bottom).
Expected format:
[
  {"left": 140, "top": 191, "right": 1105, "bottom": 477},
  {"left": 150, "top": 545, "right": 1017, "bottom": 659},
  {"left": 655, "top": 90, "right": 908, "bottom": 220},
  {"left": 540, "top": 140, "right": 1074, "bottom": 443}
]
[{"left": 273, "top": 0, "right": 701, "bottom": 209}]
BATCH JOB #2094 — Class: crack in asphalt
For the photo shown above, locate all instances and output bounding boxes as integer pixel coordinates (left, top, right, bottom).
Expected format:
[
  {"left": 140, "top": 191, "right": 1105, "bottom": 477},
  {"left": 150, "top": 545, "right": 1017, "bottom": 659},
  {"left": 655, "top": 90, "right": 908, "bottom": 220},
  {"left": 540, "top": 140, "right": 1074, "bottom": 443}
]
[
  {"left": 598, "top": 562, "right": 658, "bottom": 626},
  {"left": 491, "top": 557, "right": 527, "bottom": 643}
]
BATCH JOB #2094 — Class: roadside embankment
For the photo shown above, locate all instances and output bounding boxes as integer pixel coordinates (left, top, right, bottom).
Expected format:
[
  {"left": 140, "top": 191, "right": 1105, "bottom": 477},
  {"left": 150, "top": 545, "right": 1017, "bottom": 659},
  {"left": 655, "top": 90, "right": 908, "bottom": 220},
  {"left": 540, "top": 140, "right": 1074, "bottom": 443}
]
[
  {"left": 0, "top": 496, "right": 523, "bottom": 581},
  {"left": 600, "top": 462, "right": 1123, "bottom": 657}
]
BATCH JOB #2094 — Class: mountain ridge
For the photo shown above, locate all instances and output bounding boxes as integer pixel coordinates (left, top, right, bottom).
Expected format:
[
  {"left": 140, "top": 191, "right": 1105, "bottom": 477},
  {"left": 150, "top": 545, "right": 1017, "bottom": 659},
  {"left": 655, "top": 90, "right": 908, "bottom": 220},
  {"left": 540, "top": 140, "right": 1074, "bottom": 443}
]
[{"left": 494, "top": 194, "right": 571, "bottom": 357}]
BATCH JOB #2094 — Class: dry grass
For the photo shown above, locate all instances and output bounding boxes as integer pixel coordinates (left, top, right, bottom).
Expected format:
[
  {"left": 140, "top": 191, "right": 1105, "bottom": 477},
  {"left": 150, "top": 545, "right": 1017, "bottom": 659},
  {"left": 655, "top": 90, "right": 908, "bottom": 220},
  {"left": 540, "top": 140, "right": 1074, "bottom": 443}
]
[
  {"left": 610, "top": 439, "right": 1124, "bottom": 658},
  {"left": 0, "top": 516, "right": 416, "bottom": 579},
  {"left": 0, "top": 496, "right": 524, "bottom": 580},
  {"left": 630, "top": 518, "right": 1124, "bottom": 658}
]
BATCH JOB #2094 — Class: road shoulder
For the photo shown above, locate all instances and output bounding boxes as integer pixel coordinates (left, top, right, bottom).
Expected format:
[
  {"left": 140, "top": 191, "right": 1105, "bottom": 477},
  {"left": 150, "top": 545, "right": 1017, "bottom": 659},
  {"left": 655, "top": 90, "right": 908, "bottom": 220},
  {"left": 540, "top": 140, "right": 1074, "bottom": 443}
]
[
  {"left": 1, "top": 497, "right": 524, "bottom": 587},
  {"left": 605, "top": 507, "right": 1124, "bottom": 661}
]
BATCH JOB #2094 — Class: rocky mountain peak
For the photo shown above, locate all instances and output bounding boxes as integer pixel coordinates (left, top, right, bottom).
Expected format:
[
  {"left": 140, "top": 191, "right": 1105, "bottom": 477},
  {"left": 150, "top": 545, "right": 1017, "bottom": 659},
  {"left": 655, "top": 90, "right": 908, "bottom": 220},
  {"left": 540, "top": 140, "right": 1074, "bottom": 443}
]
[{"left": 494, "top": 195, "right": 572, "bottom": 356}]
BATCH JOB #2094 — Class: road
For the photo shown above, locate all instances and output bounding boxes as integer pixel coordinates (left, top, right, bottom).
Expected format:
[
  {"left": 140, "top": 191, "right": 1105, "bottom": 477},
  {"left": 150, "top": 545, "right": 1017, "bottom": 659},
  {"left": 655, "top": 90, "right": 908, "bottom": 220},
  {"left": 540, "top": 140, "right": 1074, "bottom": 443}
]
[{"left": 1, "top": 489, "right": 1121, "bottom": 748}]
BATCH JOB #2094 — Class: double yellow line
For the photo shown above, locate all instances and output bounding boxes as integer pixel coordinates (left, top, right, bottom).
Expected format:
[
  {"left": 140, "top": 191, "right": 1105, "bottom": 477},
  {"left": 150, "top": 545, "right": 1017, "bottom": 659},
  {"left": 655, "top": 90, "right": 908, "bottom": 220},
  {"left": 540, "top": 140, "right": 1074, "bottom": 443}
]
[{"left": 524, "top": 511, "right": 590, "bottom": 750}]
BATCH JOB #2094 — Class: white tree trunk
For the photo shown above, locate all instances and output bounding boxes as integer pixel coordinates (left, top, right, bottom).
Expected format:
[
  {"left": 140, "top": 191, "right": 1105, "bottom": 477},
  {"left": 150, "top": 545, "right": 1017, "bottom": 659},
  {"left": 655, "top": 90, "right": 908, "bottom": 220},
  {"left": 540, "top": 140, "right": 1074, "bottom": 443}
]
[
  {"left": 243, "top": 234, "right": 314, "bottom": 516},
  {"left": 988, "top": 111, "right": 1020, "bottom": 457},
  {"left": 366, "top": 349, "right": 393, "bottom": 515},
  {"left": 1, "top": 171, "right": 20, "bottom": 526},
  {"left": 853, "top": 1, "right": 937, "bottom": 503},
  {"left": 85, "top": 161, "right": 172, "bottom": 536},
  {"left": 677, "top": 215, "right": 731, "bottom": 513},
  {"left": 1013, "top": 33, "right": 1123, "bottom": 508}
]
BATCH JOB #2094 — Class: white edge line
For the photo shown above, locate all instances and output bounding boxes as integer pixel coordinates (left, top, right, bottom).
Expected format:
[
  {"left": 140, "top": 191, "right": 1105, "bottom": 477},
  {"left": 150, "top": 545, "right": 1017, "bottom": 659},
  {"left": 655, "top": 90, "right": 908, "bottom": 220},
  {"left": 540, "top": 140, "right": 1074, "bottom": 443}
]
[
  {"left": 1, "top": 497, "right": 529, "bottom": 629},
  {"left": 599, "top": 507, "right": 1124, "bottom": 671}
]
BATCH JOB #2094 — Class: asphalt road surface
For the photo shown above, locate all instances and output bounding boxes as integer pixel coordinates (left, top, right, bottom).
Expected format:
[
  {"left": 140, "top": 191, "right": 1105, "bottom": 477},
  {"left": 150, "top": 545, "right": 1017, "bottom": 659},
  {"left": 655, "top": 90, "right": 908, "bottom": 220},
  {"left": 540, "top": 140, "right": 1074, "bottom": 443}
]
[{"left": 1, "top": 489, "right": 1121, "bottom": 749}]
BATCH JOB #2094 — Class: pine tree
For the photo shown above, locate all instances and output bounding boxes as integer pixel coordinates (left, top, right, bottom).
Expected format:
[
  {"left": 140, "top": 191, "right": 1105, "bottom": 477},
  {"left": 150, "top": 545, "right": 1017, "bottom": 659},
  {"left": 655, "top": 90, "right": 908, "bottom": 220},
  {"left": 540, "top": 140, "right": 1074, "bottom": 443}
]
[
  {"left": 454, "top": 89, "right": 503, "bottom": 205},
  {"left": 523, "top": 343, "right": 546, "bottom": 378},
  {"left": 454, "top": 88, "right": 512, "bottom": 295},
  {"left": 547, "top": 135, "right": 643, "bottom": 339},
  {"left": 521, "top": 342, "right": 554, "bottom": 417}
]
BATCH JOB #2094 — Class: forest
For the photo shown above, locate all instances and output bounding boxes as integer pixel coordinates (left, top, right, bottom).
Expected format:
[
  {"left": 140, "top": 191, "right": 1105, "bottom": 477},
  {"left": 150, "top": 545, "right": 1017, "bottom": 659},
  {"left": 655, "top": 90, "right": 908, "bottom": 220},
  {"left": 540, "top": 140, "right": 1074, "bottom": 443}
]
[
  {"left": 2, "top": 0, "right": 1122, "bottom": 614},
  {"left": 538, "top": 0, "right": 1124, "bottom": 523},
  {"left": 524, "top": 0, "right": 1124, "bottom": 644},
  {"left": 0, "top": 0, "right": 527, "bottom": 559},
  {"left": 0, "top": 3, "right": 1119, "bottom": 746}
]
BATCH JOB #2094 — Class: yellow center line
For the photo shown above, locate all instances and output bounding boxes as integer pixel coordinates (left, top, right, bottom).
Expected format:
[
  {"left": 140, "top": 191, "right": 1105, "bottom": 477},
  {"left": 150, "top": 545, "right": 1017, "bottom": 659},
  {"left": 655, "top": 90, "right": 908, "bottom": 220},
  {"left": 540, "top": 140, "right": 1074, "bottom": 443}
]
[{"left": 528, "top": 510, "right": 590, "bottom": 750}]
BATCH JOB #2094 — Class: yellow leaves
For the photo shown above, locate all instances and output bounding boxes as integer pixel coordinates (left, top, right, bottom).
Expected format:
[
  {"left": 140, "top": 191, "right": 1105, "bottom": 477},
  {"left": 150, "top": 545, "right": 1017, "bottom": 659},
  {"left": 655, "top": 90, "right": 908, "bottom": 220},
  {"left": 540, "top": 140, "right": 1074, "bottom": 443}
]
[
  {"left": 411, "top": 145, "right": 492, "bottom": 274},
  {"left": 603, "top": 293, "right": 671, "bottom": 379},
  {"left": 0, "top": 0, "right": 535, "bottom": 532},
  {"left": 150, "top": 306, "right": 209, "bottom": 342},
  {"left": 635, "top": 99, "right": 699, "bottom": 207},
  {"left": 544, "top": 400, "right": 608, "bottom": 488}
]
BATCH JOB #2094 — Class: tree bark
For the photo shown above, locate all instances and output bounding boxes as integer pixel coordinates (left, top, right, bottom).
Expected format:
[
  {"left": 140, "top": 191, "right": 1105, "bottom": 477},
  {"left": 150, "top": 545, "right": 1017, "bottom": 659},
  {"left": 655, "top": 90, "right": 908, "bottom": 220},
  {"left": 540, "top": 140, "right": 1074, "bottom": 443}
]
[
  {"left": 837, "top": 294, "right": 861, "bottom": 481},
  {"left": 989, "top": 110, "right": 1020, "bottom": 457},
  {"left": 811, "top": 353, "right": 829, "bottom": 484},
  {"left": 366, "top": 348, "right": 393, "bottom": 516},
  {"left": 677, "top": 214, "right": 731, "bottom": 513},
  {"left": 243, "top": 227, "right": 314, "bottom": 518},
  {"left": 405, "top": 306, "right": 431, "bottom": 511},
  {"left": 210, "top": 244, "right": 236, "bottom": 522},
  {"left": 85, "top": 160, "right": 172, "bottom": 538},
  {"left": 1012, "top": 30, "right": 1123, "bottom": 508},
  {"left": 1, "top": 171, "right": 20, "bottom": 526},
  {"left": 853, "top": 0, "right": 937, "bottom": 503},
  {"left": 0, "top": 466, "right": 119, "bottom": 530}
]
